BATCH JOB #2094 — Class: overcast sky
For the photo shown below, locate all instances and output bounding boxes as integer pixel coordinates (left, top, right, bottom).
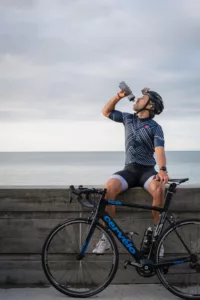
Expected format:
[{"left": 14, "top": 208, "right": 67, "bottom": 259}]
[{"left": 0, "top": 0, "right": 200, "bottom": 151}]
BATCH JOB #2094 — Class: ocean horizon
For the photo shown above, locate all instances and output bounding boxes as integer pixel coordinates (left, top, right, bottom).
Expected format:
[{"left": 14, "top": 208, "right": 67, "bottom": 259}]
[{"left": 0, "top": 151, "right": 199, "bottom": 186}]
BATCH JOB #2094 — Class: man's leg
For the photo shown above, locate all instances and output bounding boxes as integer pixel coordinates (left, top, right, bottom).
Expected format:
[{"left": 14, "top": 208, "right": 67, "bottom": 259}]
[
  {"left": 104, "top": 177, "right": 123, "bottom": 218},
  {"left": 147, "top": 179, "right": 165, "bottom": 225},
  {"left": 146, "top": 178, "right": 165, "bottom": 257},
  {"left": 93, "top": 175, "right": 128, "bottom": 254}
]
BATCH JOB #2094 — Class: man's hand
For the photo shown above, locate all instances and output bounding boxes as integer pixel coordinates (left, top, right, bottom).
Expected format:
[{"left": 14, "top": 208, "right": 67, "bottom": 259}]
[
  {"left": 155, "top": 170, "right": 169, "bottom": 184},
  {"left": 117, "top": 90, "right": 127, "bottom": 99}
]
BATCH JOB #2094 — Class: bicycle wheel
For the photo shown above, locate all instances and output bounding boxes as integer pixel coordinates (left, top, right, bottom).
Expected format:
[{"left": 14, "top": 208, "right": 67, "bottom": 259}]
[
  {"left": 156, "top": 219, "right": 200, "bottom": 300},
  {"left": 42, "top": 218, "right": 119, "bottom": 298}
]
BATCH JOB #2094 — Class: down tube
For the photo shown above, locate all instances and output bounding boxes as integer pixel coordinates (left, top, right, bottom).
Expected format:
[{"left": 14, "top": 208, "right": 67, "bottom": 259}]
[{"left": 102, "top": 212, "right": 141, "bottom": 261}]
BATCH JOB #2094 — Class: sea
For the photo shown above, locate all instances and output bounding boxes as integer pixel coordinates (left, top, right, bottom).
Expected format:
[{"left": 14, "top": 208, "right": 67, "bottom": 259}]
[{"left": 0, "top": 151, "right": 199, "bottom": 186}]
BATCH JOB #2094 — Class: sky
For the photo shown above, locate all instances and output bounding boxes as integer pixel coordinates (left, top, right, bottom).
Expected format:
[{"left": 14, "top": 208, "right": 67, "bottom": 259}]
[{"left": 0, "top": 0, "right": 200, "bottom": 151}]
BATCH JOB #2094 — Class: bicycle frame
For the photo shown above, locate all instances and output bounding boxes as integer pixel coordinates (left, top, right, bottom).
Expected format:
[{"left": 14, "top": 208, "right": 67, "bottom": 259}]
[{"left": 79, "top": 183, "right": 191, "bottom": 268}]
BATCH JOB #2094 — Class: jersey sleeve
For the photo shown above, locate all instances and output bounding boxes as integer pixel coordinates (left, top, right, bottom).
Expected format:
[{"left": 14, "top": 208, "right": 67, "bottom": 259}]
[
  {"left": 154, "top": 125, "right": 165, "bottom": 148},
  {"left": 108, "top": 110, "right": 124, "bottom": 123}
]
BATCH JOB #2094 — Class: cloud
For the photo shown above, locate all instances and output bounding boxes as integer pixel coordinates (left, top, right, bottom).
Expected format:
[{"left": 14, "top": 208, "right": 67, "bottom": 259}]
[{"left": 0, "top": 0, "right": 199, "bottom": 149}]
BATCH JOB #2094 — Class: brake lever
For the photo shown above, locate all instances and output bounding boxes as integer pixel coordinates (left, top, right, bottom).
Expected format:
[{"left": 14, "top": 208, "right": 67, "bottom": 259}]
[
  {"left": 69, "top": 187, "right": 73, "bottom": 203},
  {"left": 69, "top": 185, "right": 78, "bottom": 202}
]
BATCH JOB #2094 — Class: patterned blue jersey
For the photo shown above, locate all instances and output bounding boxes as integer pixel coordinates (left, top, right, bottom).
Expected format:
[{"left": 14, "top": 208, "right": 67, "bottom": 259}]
[{"left": 108, "top": 110, "right": 165, "bottom": 166}]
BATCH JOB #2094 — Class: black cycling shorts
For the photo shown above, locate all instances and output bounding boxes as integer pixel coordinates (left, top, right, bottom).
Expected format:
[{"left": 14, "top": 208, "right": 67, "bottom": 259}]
[{"left": 113, "top": 164, "right": 158, "bottom": 190}]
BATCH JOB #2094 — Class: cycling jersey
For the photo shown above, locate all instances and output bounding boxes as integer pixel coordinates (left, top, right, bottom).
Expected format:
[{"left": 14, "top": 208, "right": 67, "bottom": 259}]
[{"left": 108, "top": 110, "right": 164, "bottom": 166}]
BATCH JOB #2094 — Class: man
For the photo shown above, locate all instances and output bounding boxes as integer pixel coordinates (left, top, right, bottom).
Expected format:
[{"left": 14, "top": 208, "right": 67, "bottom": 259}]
[{"left": 93, "top": 87, "right": 169, "bottom": 254}]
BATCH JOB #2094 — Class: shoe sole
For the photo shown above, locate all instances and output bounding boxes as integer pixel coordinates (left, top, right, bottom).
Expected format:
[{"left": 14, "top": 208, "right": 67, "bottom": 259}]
[{"left": 92, "top": 247, "right": 110, "bottom": 255}]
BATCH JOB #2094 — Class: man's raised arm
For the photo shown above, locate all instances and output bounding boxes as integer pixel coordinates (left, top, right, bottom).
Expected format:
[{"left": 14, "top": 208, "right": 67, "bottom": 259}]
[{"left": 102, "top": 91, "right": 126, "bottom": 117}]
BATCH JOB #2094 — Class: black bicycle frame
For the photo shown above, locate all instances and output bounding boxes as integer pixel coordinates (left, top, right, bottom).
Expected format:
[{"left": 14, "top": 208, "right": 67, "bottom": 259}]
[{"left": 79, "top": 185, "right": 191, "bottom": 267}]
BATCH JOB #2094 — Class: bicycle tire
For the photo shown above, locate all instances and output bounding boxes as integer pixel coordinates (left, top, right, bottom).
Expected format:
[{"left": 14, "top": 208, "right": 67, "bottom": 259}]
[
  {"left": 42, "top": 218, "right": 119, "bottom": 298},
  {"left": 155, "top": 219, "right": 200, "bottom": 300}
]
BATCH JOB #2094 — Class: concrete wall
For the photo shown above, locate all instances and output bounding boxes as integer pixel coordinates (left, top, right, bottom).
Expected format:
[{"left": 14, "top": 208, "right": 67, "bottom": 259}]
[{"left": 0, "top": 185, "right": 200, "bottom": 286}]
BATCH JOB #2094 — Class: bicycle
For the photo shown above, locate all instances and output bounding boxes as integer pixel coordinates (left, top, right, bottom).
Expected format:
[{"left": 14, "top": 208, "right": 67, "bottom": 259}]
[{"left": 42, "top": 178, "right": 200, "bottom": 299}]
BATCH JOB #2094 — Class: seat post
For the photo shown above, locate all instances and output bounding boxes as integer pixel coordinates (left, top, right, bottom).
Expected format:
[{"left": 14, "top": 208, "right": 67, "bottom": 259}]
[{"left": 164, "top": 183, "right": 177, "bottom": 210}]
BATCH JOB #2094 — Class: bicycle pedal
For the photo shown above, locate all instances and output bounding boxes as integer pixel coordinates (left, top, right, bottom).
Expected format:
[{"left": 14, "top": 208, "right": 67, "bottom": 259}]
[
  {"left": 124, "top": 260, "right": 141, "bottom": 269},
  {"left": 124, "top": 260, "right": 130, "bottom": 269}
]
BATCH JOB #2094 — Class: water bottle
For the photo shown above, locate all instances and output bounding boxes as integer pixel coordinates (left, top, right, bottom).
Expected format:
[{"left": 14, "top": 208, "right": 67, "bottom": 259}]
[
  {"left": 119, "top": 81, "right": 135, "bottom": 101},
  {"left": 141, "top": 227, "right": 153, "bottom": 254}
]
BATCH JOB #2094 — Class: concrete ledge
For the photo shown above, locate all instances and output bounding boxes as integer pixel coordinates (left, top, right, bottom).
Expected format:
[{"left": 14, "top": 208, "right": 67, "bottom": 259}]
[{"left": 0, "top": 185, "right": 199, "bottom": 286}]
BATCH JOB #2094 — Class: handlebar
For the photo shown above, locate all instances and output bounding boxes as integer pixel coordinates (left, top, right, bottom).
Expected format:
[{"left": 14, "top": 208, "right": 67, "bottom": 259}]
[
  {"left": 69, "top": 185, "right": 106, "bottom": 208},
  {"left": 69, "top": 185, "right": 106, "bottom": 196}
]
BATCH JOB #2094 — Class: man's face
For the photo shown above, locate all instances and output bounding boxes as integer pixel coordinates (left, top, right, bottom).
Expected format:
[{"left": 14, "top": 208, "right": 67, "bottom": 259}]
[{"left": 133, "top": 94, "right": 151, "bottom": 112}]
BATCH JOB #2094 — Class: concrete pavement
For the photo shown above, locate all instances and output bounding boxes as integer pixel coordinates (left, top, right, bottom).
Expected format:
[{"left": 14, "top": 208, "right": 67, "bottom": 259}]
[{"left": 0, "top": 285, "right": 178, "bottom": 300}]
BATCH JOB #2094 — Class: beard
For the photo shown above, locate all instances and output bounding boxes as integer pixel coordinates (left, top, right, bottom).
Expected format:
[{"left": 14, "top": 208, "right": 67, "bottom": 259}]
[{"left": 133, "top": 104, "right": 140, "bottom": 112}]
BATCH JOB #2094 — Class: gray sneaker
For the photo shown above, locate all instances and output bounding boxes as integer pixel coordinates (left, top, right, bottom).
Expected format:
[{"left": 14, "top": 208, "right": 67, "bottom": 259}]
[{"left": 92, "top": 234, "right": 110, "bottom": 254}]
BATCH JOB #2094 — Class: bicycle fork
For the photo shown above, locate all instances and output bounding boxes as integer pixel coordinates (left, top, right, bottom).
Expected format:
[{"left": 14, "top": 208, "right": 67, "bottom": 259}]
[{"left": 77, "top": 218, "right": 98, "bottom": 259}]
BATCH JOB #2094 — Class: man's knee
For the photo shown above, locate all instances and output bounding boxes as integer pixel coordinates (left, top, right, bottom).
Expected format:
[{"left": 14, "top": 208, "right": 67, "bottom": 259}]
[
  {"left": 154, "top": 185, "right": 163, "bottom": 198},
  {"left": 105, "top": 178, "right": 122, "bottom": 197},
  {"left": 149, "top": 181, "right": 164, "bottom": 199}
]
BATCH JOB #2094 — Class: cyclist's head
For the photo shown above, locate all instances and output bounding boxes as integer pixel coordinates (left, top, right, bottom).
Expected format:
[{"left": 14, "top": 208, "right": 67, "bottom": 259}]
[{"left": 141, "top": 88, "right": 164, "bottom": 117}]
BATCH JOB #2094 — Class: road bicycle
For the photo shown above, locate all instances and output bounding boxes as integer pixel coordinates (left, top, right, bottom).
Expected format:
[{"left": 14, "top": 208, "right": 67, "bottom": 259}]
[{"left": 42, "top": 178, "right": 200, "bottom": 299}]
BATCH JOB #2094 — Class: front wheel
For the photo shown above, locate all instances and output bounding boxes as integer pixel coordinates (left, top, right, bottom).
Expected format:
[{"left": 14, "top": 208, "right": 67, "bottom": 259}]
[
  {"left": 155, "top": 219, "right": 200, "bottom": 300},
  {"left": 42, "top": 218, "right": 119, "bottom": 298}
]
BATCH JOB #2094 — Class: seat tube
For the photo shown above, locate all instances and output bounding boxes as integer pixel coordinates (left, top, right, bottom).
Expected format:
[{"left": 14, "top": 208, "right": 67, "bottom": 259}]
[{"left": 164, "top": 183, "right": 176, "bottom": 210}]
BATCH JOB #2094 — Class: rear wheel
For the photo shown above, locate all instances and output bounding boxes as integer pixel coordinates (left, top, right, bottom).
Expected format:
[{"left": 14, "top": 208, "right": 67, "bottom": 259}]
[
  {"left": 156, "top": 219, "right": 200, "bottom": 299},
  {"left": 42, "top": 218, "right": 119, "bottom": 298}
]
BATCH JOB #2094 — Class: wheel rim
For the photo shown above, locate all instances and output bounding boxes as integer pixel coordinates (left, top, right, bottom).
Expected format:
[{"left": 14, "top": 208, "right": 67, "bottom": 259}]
[
  {"left": 156, "top": 220, "right": 200, "bottom": 298},
  {"left": 43, "top": 219, "right": 118, "bottom": 296}
]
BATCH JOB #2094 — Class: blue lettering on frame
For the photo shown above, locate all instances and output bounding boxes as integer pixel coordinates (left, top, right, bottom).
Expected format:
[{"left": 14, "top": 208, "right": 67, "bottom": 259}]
[{"left": 104, "top": 216, "right": 135, "bottom": 254}]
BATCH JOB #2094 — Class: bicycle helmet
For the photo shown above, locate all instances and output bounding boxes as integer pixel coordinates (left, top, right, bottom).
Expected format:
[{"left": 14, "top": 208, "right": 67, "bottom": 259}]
[{"left": 142, "top": 88, "right": 164, "bottom": 115}]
